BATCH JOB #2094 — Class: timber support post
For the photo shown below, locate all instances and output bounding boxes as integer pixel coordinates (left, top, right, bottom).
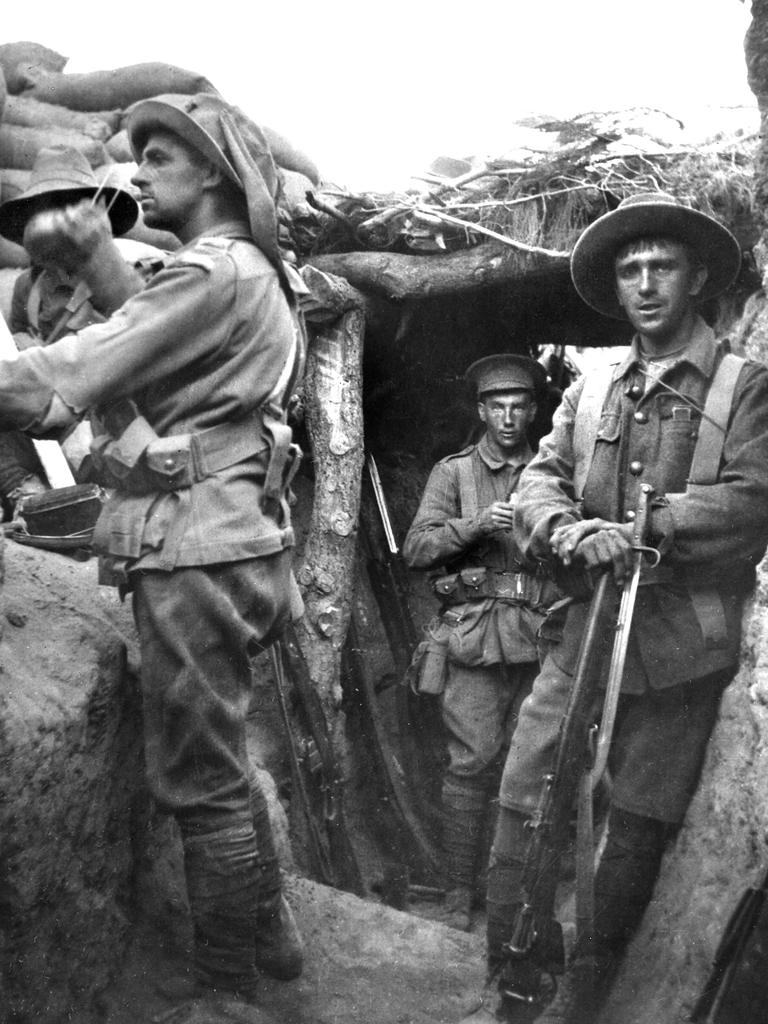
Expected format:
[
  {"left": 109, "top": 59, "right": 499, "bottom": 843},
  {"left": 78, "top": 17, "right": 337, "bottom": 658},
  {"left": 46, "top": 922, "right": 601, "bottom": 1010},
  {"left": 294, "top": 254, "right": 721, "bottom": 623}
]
[{"left": 294, "top": 267, "right": 366, "bottom": 718}]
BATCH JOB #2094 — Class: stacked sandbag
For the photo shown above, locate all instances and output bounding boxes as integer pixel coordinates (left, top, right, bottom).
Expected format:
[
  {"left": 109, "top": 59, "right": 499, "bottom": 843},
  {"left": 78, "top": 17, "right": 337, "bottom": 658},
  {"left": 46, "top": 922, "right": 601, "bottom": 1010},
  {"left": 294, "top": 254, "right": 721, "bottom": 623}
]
[
  {"left": 17, "top": 61, "right": 218, "bottom": 110},
  {"left": 0, "top": 41, "right": 67, "bottom": 95},
  {"left": 0, "top": 123, "right": 109, "bottom": 170},
  {"left": 3, "top": 94, "right": 120, "bottom": 140},
  {"left": 0, "top": 42, "right": 322, "bottom": 269}
]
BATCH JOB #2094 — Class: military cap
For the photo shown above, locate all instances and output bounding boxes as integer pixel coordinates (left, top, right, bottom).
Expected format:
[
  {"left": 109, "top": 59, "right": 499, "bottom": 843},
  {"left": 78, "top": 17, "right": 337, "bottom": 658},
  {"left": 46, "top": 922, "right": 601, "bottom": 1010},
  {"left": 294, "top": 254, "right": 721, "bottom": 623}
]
[
  {"left": 465, "top": 354, "right": 546, "bottom": 398},
  {"left": 570, "top": 191, "right": 742, "bottom": 319}
]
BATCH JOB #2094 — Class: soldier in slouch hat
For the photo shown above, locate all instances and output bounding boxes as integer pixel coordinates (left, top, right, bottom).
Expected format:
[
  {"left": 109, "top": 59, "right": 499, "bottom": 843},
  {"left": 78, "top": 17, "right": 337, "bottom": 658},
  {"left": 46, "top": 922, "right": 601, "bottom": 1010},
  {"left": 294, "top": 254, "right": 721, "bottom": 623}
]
[{"left": 460, "top": 194, "right": 768, "bottom": 1023}]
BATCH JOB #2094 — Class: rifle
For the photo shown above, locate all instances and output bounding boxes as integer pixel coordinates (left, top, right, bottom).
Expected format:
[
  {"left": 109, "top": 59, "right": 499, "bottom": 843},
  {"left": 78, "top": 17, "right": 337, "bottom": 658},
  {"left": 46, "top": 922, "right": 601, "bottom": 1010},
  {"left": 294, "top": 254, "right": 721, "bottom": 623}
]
[
  {"left": 269, "top": 624, "right": 365, "bottom": 896},
  {"left": 691, "top": 866, "right": 768, "bottom": 1023},
  {"left": 341, "top": 453, "right": 444, "bottom": 884},
  {"left": 362, "top": 453, "right": 419, "bottom": 674},
  {"left": 342, "top": 612, "right": 443, "bottom": 884},
  {"left": 504, "top": 487, "right": 656, "bottom": 1003}
]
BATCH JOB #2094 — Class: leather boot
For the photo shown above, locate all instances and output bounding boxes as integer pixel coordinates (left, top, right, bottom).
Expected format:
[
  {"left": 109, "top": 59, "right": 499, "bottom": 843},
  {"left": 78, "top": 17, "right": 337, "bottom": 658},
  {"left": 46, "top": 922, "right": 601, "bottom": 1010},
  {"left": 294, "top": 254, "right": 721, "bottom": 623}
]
[
  {"left": 250, "top": 776, "right": 304, "bottom": 980},
  {"left": 181, "top": 822, "right": 260, "bottom": 1000},
  {"left": 457, "top": 961, "right": 555, "bottom": 1024}
]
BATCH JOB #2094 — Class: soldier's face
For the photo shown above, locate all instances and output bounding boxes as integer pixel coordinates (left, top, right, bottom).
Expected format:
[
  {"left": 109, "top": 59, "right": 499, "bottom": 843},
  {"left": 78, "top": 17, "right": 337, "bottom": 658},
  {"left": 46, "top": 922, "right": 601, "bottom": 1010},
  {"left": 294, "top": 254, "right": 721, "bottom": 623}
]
[
  {"left": 131, "top": 130, "right": 213, "bottom": 235},
  {"left": 478, "top": 391, "right": 536, "bottom": 454},
  {"left": 614, "top": 237, "right": 707, "bottom": 345}
]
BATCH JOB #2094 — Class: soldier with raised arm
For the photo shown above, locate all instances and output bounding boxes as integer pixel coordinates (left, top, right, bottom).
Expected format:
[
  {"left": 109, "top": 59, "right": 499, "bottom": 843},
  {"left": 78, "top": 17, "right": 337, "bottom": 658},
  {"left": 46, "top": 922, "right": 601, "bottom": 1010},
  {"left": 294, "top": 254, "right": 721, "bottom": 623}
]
[{"left": 0, "top": 93, "right": 310, "bottom": 1021}]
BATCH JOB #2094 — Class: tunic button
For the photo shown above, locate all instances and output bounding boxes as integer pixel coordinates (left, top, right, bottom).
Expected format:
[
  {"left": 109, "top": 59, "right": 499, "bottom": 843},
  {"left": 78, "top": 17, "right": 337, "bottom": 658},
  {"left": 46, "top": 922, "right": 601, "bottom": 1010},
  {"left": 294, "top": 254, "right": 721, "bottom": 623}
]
[
  {"left": 629, "top": 383, "right": 643, "bottom": 399},
  {"left": 163, "top": 457, "right": 176, "bottom": 471},
  {"left": 629, "top": 460, "right": 643, "bottom": 475},
  {"left": 634, "top": 410, "right": 648, "bottom": 424},
  {"left": 626, "top": 510, "right": 636, "bottom": 521}
]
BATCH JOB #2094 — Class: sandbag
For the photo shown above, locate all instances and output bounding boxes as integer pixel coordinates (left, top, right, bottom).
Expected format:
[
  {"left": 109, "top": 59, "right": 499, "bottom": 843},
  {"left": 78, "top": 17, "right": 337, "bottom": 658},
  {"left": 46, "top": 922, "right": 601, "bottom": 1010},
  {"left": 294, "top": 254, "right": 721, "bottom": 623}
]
[
  {"left": 3, "top": 94, "right": 120, "bottom": 141},
  {"left": 0, "top": 66, "right": 6, "bottom": 123},
  {"left": 105, "top": 130, "right": 133, "bottom": 163},
  {"left": 279, "top": 168, "right": 315, "bottom": 215},
  {"left": 0, "top": 267, "right": 24, "bottom": 323},
  {"left": 0, "top": 168, "right": 32, "bottom": 201},
  {"left": 0, "top": 236, "right": 29, "bottom": 269},
  {"left": 0, "top": 42, "right": 67, "bottom": 94},
  {"left": 19, "top": 62, "right": 217, "bottom": 112},
  {"left": 262, "top": 124, "right": 320, "bottom": 185},
  {"left": 0, "top": 124, "right": 109, "bottom": 170}
]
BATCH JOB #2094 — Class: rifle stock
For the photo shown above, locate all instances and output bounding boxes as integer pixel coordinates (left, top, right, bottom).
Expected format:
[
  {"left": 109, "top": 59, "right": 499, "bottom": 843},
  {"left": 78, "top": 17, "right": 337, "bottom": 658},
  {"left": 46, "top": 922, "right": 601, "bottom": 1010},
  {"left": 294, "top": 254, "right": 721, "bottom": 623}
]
[
  {"left": 507, "top": 572, "right": 617, "bottom": 970},
  {"left": 270, "top": 627, "right": 365, "bottom": 896}
]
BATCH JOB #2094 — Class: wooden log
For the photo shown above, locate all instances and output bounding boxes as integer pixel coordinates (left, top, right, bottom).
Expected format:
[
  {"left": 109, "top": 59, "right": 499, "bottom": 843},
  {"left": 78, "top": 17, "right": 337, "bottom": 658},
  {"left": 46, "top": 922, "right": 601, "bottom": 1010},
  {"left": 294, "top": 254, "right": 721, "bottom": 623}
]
[
  {"left": 299, "top": 264, "right": 368, "bottom": 322},
  {"left": 3, "top": 94, "right": 120, "bottom": 140},
  {"left": 294, "top": 305, "right": 365, "bottom": 711},
  {"left": 306, "top": 242, "right": 565, "bottom": 301}
]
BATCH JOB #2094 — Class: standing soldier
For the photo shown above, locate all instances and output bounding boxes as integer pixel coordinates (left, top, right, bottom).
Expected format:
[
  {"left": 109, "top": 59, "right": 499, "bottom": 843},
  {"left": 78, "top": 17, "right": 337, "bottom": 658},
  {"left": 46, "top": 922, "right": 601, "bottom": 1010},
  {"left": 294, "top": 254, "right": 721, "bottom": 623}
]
[
  {"left": 461, "top": 193, "right": 768, "bottom": 1024},
  {"left": 0, "top": 93, "right": 308, "bottom": 1021},
  {"left": 403, "top": 355, "right": 560, "bottom": 932},
  {"left": 0, "top": 144, "right": 144, "bottom": 509}
]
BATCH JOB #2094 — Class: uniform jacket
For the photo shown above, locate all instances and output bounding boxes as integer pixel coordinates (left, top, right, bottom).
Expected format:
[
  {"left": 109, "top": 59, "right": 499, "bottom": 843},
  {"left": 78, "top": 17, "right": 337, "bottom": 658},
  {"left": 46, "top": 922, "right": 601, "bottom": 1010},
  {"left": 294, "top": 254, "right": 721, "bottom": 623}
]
[
  {"left": 0, "top": 221, "right": 302, "bottom": 572},
  {"left": 403, "top": 435, "right": 555, "bottom": 665},
  {"left": 515, "top": 318, "right": 768, "bottom": 690}
]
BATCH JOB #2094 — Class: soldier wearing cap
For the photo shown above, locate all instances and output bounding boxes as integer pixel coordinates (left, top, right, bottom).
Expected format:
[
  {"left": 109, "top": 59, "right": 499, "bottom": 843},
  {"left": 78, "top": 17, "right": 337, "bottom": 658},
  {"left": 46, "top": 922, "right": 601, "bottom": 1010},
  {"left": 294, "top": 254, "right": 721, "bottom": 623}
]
[
  {"left": 460, "top": 194, "right": 768, "bottom": 1024},
  {"left": 0, "top": 93, "right": 310, "bottom": 1016},
  {"left": 0, "top": 144, "right": 144, "bottom": 510},
  {"left": 403, "top": 353, "right": 560, "bottom": 933}
]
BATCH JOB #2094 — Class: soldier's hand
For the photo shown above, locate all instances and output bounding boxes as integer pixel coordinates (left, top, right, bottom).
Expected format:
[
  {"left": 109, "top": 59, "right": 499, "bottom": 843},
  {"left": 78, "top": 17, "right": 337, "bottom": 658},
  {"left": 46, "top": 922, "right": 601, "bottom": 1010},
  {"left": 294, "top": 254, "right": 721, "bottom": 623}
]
[
  {"left": 550, "top": 518, "right": 635, "bottom": 584},
  {"left": 23, "top": 199, "right": 114, "bottom": 273},
  {"left": 478, "top": 499, "right": 516, "bottom": 534}
]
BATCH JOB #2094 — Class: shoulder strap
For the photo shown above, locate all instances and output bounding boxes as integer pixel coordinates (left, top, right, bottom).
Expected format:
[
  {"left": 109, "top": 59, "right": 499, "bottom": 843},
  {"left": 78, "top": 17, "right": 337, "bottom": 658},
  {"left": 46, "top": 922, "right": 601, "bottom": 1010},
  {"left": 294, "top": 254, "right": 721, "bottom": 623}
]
[
  {"left": 456, "top": 453, "right": 478, "bottom": 517},
  {"left": 572, "top": 362, "right": 617, "bottom": 500},
  {"left": 688, "top": 352, "right": 745, "bottom": 485}
]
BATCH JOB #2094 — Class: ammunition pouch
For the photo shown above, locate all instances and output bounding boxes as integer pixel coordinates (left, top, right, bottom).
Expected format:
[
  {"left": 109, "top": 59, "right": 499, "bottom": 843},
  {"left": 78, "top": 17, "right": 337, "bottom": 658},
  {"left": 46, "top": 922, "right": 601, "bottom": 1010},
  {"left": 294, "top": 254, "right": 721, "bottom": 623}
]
[
  {"left": 90, "top": 399, "right": 301, "bottom": 513},
  {"left": 432, "top": 567, "right": 551, "bottom": 609}
]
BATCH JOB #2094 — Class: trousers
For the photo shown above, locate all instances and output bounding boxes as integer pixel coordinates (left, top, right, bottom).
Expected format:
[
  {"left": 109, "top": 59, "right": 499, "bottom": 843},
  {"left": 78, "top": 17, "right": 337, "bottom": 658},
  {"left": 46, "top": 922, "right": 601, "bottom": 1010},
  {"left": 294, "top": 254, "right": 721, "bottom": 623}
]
[{"left": 132, "top": 553, "right": 292, "bottom": 990}]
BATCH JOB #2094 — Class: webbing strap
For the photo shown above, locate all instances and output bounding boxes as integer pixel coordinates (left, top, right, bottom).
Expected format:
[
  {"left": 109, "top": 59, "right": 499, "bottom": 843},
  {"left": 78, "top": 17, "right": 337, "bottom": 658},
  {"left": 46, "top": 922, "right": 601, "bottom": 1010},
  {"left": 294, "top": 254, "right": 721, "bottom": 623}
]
[
  {"left": 572, "top": 362, "right": 617, "bottom": 500},
  {"left": 456, "top": 455, "right": 478, "bottom": 518},
  {"left": 687, "top": 352, "right": 745, "bottom": 485}
]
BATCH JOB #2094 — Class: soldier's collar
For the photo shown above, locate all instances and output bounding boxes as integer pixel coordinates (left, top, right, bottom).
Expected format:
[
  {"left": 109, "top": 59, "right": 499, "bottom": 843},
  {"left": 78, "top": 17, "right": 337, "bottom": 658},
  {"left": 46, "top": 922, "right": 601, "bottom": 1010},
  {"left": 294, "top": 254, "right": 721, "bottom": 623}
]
[
  {"left": 477, "top": 433, "right": 533, "bottom": 470},
  {"left": 614, "top": 316, "right": 720, "bottom": 381}
]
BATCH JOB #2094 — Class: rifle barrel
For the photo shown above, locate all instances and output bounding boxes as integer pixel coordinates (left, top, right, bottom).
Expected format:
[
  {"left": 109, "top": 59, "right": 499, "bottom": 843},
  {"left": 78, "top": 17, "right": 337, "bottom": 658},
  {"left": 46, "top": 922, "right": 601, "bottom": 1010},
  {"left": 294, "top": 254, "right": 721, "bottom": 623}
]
[{"left": 367, "top": 454, "right": 399, "bottom": 555}]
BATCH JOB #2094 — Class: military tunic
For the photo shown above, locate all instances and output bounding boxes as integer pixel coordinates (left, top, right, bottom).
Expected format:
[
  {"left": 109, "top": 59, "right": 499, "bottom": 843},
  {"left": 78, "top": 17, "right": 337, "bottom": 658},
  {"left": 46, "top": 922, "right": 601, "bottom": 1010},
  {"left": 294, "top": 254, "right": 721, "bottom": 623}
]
[
  {"left": 0, "top": 221, "right": 302, "bottom": 828},
  {"left": 500, "top": 319, "right": 768, "bottom": 822},
  {"left": 404, "top": 435, "right": 557, "bottom": 777}
]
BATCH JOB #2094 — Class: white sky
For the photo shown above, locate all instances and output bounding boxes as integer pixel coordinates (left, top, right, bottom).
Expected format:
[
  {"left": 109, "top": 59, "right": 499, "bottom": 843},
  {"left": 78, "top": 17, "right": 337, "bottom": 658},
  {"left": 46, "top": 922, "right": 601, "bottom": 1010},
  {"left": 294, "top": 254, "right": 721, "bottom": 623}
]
[{"left": 2, "top": 1, "right": 757, "bottom": 190}]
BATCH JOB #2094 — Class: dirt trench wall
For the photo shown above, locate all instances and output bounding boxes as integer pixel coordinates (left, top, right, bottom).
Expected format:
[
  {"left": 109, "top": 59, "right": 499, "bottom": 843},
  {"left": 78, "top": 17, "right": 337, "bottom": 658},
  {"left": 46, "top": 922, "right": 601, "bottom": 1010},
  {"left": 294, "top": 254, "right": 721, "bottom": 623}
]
[{"left": 0, "top": 541, "right": 141, "bottom": 1023}]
